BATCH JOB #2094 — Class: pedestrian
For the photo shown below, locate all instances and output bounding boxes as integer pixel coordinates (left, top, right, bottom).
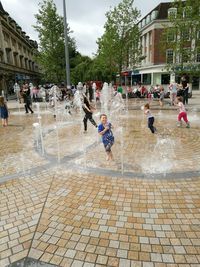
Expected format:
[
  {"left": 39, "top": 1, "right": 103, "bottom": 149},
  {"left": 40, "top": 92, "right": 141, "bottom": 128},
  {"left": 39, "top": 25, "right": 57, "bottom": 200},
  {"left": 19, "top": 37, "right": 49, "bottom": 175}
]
[
  {"left": 98, "top": 114, "right": 114, "bottom": 161},
  {"left": 169, "top": 82, "right": 177, "bottom": 106},
  {"left": 82, "top": 94, "right": 97, "bottom": 132},
  {"left": 144, "top": 103, "right": 157, "bottom": 134},
  {"left": 23, "top": 85, "right": 34, "bottom": 114},
  {"left": 176, "top": 96, "right": 190, "bottom": 128},
  {"left": 13, "top": 82, "right": 20, "bottom": 102},
  {"left": 159, "top": 86, "right": 165, "bottom": 107},
  {"left": 183, "top": 83, "right": 189, "bottom": 105},
  {"left": 0, "top": 96, "right": 9, "bottom": 127}
]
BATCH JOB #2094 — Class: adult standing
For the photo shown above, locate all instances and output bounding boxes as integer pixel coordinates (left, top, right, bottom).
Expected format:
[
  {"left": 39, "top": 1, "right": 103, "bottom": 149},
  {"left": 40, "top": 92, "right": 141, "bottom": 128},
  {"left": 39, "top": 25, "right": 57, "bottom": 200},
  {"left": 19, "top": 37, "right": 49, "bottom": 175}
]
[
  {"left": 181, "top": 75, "right": 189, "bottom": 105},
  {"left": 23, "top": 84, "right": 34, "bottom": 114},
  {"left": 169, "top": 81, "right": 177, "bottom": 106},
  {"left": 13, "top": 82, "right": 20, "bottom": 102}
]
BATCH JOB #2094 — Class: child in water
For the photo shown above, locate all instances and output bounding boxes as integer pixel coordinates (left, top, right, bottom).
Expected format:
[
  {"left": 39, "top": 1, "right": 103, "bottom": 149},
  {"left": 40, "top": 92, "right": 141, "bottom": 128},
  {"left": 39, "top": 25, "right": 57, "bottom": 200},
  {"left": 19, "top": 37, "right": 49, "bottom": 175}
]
[
  {"left": 98, "top": 114, "right": 114, "bottom": 161},
  {"left": 0, "top": 96, "right": 9, "bottom": 127},
  {"left": 176, "top": 96, "right": 190, "bottom": 128},
  {"left": 144, "top": 103, "right": 157, "bottom": 133}
]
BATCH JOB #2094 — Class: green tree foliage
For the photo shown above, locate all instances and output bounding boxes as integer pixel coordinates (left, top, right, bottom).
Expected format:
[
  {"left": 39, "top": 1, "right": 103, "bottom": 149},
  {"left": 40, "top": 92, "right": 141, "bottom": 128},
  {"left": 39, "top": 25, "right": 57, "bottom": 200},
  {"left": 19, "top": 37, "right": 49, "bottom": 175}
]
[
  {"left": 34, "top": 0, "right": 77, "bottom": 83},
  {"left": 162, "top": 0, "right": 200, "bottom": 77},
  {"left": 96, "top": 0, "right": 141, "bottom": 81}
]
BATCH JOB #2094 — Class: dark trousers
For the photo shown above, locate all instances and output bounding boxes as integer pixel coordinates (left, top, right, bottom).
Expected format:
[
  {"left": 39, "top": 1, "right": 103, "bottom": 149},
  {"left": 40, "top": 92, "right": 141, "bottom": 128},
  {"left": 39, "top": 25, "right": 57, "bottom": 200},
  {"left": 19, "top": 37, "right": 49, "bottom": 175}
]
[
  {"left": 83, "top": 112, "right": 97, "bottom": 131},
  {"left": 183, "top": 90, "right": 189, "bottom": 105},
  {"left": 25, "top": 103, "right": 33, "bottom": 113},
  {"left": 148, "top": 117, "right": 155, "bottom": 133}
]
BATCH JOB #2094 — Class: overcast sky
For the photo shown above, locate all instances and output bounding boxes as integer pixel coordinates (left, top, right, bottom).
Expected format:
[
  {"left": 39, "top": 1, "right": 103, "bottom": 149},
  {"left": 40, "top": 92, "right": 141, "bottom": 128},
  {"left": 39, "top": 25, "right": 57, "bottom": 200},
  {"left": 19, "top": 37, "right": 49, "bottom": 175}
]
[{"left": 1, "top": 0, "right": 171, "bottom": 56}]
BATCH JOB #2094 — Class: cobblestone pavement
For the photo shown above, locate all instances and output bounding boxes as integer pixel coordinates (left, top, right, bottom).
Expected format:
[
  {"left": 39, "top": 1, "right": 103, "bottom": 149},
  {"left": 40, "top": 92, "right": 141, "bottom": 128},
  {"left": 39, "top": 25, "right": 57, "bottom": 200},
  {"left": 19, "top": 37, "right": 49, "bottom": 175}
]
[{"left": 0, "top": 96, "right": 200, "bottom": 267}]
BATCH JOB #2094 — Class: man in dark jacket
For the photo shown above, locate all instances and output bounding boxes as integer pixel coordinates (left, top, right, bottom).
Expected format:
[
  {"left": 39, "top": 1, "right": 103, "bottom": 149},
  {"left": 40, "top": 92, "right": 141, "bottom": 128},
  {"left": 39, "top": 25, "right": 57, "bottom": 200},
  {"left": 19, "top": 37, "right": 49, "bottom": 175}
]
[{"left": 23, "top": 84, "right": 34, "bottom": 114}]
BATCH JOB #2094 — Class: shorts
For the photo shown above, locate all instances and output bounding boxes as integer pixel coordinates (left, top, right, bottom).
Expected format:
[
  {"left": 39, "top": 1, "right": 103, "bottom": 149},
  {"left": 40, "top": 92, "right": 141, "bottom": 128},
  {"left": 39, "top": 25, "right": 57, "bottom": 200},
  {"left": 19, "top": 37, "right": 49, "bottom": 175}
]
[{"left": 103, "top": 141, "right": 114, "bottom": 152}]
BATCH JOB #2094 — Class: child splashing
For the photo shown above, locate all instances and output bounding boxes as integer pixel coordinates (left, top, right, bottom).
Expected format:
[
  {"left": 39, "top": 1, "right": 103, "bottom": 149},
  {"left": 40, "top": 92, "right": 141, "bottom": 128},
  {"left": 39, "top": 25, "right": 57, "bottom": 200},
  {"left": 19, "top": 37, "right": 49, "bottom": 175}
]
[
  {"left": 144, "top": 103, "right": 157, "bottom": 134},
  {"left": 98, "top": 114, "right": 114, "bottom": 161},
  {"left": 176, "top": 96, "right": 190, "bottom": 128},
  {"left": 0, "top": 96, "right": 9, "bottom": 127}
]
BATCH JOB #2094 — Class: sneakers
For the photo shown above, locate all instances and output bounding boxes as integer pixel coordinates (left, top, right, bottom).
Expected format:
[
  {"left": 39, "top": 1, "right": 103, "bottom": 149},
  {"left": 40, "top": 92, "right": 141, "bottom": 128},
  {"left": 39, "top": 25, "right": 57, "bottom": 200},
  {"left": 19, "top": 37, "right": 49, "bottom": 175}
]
[
  {"left": 177, "top": 122, "right": 182, "bottom": 127},
  {"left": 177, "top": 121, "right": 190, "bottom": 128}
]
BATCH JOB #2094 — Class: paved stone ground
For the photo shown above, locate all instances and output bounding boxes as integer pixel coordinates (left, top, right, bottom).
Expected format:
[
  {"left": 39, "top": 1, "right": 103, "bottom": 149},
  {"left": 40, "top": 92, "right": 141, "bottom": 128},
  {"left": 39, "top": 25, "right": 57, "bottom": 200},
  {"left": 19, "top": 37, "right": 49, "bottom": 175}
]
[{"left": 0, "top": 93, "right": 200, "bottom": 267}]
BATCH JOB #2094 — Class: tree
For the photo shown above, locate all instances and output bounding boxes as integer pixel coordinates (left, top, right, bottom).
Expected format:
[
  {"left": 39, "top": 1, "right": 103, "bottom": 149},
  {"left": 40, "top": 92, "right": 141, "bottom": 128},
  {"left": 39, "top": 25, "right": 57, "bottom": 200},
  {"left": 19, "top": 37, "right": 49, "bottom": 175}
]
[
  {"left": 96, "top": 0, "right": 141, "bottom": 82},
  {"left": 34, "top": 0, "right": 77, "bottom": 83},
  {"left": 162, "top": 0, "right": 200, "bottom": 79}
]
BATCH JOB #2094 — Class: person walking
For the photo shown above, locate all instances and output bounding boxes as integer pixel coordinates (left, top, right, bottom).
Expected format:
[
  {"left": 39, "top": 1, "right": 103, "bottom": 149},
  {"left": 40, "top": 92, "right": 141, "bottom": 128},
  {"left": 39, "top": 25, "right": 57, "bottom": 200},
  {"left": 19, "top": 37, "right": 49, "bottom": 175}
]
[
  {"left": 0, "top": 96, "right": 9, "bottom": 127},
  {"left": 82, "top": 94, "right": 97, "bottom": 132},
  {"left": 23, "top": 85, "right": 34, "bottom": 114}
]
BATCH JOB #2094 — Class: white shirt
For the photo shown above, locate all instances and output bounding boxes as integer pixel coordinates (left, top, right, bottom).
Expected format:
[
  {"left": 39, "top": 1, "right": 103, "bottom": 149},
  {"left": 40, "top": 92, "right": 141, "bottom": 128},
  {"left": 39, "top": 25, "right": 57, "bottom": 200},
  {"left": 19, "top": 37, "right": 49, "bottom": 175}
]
[{"left": 178, "top": 102, "right": 186, "bottom": 113}]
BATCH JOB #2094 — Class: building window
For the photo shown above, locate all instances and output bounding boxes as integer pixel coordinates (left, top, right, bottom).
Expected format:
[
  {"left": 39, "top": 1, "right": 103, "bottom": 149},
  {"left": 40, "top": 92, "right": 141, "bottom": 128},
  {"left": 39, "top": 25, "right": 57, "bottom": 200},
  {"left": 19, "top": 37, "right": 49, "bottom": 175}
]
[
  {"left": 167, "top": 30, "right": 175, "bottom": 42},
  {"left": 3, "top": 31, "right": 9, "bottom": 43},
  {"left": 25, "top": 58, "right": 28, "bottom": 69},
  {"left": 20, "top": 56, "right": 24, "bottom": 68},
  {"left": 13, "top": 52, "right": 18, "bottom": 66},
  {"left": 18, "top": 43, "right": 22, "bottom": 51},
  {"left": 182, "top": 29, "right": 190, "bottom": 41},
  {"left": 168, "top": 8, "right": 177, "bottom": 19},
  {"left": 166, "top": 49, "right": 174, "bottom": 64},
  {"left": 143, "top": 74, "right": 151, "bottom": 85},
  {"left": 182, "top": 48, "right": 191, "bottom": 63},
  {"left": 11, "top": 38, "right": 16, "bottom": 48},
  {"left": 5, "top": 48, "right": 12, "bottom": 64},
  {"left": 183, "top": 6, "right": 192, "bottom": 18},
  {"left": 161, "top": 74, "right": 170, "bottom": 84}
]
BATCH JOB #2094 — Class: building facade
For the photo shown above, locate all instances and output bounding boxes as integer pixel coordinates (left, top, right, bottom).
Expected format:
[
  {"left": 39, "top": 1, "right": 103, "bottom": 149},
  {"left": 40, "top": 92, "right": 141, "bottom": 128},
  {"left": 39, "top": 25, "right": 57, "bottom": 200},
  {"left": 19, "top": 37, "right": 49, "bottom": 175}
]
[
  {"left": 129, "top": 2, "right": 200, "bottom": 90},
  {"left": 0, "top": 1, "right": 40, "bottom": 95}
]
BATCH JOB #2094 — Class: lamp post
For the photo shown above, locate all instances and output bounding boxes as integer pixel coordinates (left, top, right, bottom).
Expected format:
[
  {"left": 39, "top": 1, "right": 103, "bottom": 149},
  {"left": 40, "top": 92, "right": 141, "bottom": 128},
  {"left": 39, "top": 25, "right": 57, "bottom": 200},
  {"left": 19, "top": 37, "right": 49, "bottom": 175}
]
[{"left": 63, "top": 0, "right": 71, "bottom": 88}]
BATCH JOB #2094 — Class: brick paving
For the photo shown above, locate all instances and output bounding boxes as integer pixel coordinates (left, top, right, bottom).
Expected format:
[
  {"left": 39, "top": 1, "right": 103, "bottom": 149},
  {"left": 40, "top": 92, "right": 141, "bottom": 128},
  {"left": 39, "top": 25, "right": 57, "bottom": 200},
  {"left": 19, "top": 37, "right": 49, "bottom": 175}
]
[{"left": 0, "top": 95, "right": 200, "bottom": 267}]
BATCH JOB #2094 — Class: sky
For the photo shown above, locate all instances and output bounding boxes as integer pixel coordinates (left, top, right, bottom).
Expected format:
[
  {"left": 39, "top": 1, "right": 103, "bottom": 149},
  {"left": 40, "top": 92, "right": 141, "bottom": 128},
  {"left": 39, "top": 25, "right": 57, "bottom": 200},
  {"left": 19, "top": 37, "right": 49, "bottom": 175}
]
[{"left": 1, "top": 0, "right": 171, "bottom": 57}]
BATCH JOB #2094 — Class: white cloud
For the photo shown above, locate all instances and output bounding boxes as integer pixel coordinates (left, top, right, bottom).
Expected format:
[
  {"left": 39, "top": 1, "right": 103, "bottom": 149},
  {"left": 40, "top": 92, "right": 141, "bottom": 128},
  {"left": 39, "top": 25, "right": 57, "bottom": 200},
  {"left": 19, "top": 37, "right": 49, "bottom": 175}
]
[{"left": 1, "top": 0, "right": 172, "bottom": 56}]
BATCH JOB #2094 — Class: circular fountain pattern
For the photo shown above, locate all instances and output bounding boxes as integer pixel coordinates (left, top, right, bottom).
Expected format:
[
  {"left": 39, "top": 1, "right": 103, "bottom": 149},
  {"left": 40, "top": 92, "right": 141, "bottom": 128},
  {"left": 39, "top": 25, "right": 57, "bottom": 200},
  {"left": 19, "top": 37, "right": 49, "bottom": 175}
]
[
  {"left": 1, "top": 96, "right": 199, "bottom": 181},
  {"left": 39, "top": 108, "right": 200, "bottom": 179}
]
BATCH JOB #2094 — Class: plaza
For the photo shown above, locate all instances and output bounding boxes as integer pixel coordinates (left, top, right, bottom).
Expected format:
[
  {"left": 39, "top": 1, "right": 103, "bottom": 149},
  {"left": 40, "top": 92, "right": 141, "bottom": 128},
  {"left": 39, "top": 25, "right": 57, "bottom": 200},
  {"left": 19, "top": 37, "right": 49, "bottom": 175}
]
[{"left": 0, "top": 94, "right": 200, "bottom": 267}]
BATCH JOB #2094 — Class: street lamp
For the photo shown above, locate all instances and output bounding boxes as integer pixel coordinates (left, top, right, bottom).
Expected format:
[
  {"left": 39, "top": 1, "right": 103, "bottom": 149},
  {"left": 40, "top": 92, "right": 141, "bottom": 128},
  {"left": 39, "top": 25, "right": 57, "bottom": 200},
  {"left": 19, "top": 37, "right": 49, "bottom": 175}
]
[{"left": 63, "top": 0, "right": 71, "bottom": 88}]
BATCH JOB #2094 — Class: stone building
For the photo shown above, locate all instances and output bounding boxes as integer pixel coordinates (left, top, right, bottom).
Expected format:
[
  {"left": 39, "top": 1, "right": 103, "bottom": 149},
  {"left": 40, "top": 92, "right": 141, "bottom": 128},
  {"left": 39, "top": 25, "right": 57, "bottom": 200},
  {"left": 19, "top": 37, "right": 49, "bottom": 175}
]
[{"left": 0, "top": 1, "right": 40, "bottom": 95}]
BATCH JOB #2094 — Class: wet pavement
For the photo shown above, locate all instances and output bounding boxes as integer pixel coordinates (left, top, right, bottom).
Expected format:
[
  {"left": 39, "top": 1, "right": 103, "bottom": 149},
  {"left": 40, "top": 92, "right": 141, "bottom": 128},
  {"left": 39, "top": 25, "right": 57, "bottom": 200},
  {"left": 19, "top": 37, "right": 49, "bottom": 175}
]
[{"left": 0, "top": 94, "right": 200, "bottom": 267}]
